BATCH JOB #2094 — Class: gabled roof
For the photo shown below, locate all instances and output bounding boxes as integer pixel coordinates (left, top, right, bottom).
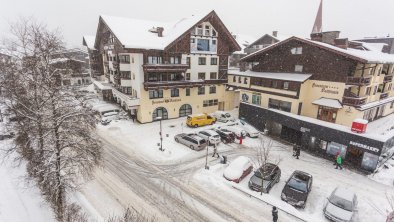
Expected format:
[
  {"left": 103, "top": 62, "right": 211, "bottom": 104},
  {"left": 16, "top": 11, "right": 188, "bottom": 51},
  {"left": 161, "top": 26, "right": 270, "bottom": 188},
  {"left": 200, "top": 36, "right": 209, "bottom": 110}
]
[
  {"left": 242, "top": 36, "right": 394, "bottom": 64},
  {"left": 96, "top": 10, "right": 240, "bottom": 51},
  {"left": 232, "top": 33, "right": 256, "bottom": 54},
  {"left": 83, "top": 35, "right": 96, "bottom": 50},
  {"left": 246, "top": 33, "right": 289, "bottom": 49}
]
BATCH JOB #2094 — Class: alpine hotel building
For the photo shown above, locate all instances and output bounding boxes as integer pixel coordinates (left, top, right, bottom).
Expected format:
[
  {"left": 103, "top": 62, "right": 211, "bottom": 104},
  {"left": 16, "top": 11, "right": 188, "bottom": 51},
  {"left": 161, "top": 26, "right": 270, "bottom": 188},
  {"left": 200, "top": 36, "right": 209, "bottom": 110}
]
[{"left": 83, "top": 11, "right": 240, "bottom": 124}]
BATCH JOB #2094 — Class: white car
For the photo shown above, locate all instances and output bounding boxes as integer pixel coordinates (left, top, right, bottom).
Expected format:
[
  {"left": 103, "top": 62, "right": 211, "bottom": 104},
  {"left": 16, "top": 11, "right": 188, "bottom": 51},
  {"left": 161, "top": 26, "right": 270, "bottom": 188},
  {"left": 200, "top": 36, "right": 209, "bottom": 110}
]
[
  {"left": 223, "top": 156, "right": 253, "bottom": 183},
  {"left": 324, "top": 187, "right": 358, "bottom": 222},
  {"left": 101, "top": 111, "right": 119, "bottom": 121},
  {"left": 219, "top": 125, "right": 247, "bottom": 139},
  {"left": 233, "top": 120, "right": 260, "bottom": 138},
  {"left": 198, "top": 130, "right": 221, "bottom": 145},
  {"left": 212, "top": 111, "right": 235, "bottom": 123}
]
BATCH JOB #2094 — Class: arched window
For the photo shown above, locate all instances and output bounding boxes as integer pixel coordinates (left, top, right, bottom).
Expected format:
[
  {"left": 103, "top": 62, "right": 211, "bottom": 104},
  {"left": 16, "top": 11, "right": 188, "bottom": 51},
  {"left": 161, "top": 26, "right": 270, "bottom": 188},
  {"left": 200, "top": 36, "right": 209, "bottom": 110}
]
[
  {"left": 179, "top": 104, "right": 192, "bottom": 117},
  {"left": 152, "top": 107, "right": 168, "bottom": 121}
]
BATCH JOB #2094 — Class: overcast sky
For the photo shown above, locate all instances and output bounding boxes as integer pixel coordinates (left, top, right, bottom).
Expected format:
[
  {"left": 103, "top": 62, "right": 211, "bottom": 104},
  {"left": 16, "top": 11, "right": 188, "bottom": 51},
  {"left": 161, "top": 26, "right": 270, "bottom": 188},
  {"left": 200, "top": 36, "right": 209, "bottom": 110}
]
[{"left": 1, "top": 0, "right": 393, "bottom": 48}]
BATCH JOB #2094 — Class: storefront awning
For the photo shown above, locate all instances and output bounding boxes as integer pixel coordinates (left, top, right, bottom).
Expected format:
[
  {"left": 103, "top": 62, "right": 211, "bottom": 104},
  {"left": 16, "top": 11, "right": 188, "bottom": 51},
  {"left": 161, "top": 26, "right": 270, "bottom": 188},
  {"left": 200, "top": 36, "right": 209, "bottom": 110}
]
[{"left": 312, "top": 97, "right": 342, "bottom": 109}]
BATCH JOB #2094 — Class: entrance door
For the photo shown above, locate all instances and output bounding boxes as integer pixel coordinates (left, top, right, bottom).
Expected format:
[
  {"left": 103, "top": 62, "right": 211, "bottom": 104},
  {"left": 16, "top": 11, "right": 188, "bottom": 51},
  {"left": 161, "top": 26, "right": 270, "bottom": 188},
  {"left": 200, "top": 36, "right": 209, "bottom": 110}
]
[
  {"left": 317, "top": 106, "right": 337, "bottom": 123},
  {"left": 218, "top": 102, "right": 224, "bottom": 111},
  {"left": 152, "top": 107, "right": 168, "bottom": 121}
]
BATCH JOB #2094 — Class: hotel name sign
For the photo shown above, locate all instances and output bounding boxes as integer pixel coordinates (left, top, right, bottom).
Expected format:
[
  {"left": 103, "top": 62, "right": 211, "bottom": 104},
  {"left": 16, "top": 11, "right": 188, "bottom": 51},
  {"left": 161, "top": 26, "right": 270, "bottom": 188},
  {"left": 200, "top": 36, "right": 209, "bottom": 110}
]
[
  {"left": 152, "top": 98, "right": 181, "bottom": 105},
  {"left": 312, "top": 83, "right": 339, "bottom": 95}
]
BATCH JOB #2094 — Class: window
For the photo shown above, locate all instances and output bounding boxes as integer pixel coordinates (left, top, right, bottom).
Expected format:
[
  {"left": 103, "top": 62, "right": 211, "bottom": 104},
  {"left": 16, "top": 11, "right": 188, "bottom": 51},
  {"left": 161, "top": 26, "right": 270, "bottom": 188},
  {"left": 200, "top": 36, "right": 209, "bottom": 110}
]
[
  {"left": 244, "top": 78, "right": 248, "bottom": 84},
  {"left": 389, "top": 83, "right": 392, "bottom": 91},
  {"left": 198, "top": 86, "right": 205, "bottom": 95},
  {"left": 211, "top": 57, "right": 217, "bottom": 65},
  {"left": 186, "top": 88, "right": 190, "bottom": 96},
  {"left": 210, "top": 72, "right": 217, "bottom": 79},
  {"left": 203, "top": 99, "right": 218, "bottom": 107},
  {"left": 205, "top": 28, "right": 210, "bottom": 36},
  {"left": 197, "top": 39, "right": 210, "bottom": 51},
  {"left": 212, "top": 30, "right": 217, "bottom": 36},
  {"left": 238, "top": 76, "right": 242, "bottom": 83},
  {"left": 148, "top": 56, "right": 162, "bottom": 64},
  {"left": 295, "top": 65, "right": 303, "bottom": 72},
  {"left": 170, "top": 56, "right": 180, "bottom": 64},
  {"left": 198, "top": 57, "right": 206, "bottom": 65},
  {"left": 291, "top": 47, "right": 303, "bottom": 55},
  {"left": 179, "top": 104, "right": 192, "bottom": 117},
  {"left": 268, "top": 98, "right": 292, "bottom": 112},
  {"left": 186, "top": 57, "right": 190, "bottom": 65},
  {"left": 171, "top": 88, "right": 179, "bottom": 97},
  {"left": 209, "top": 86, "right": 216, "bottom": 94},
  {"left": 212, "top": 39, "right": 216, "bottom": 45},
  {"left": 190, "top": 38, "right": 195, "bottom": 43},
  {"left": 272, "top": 81, "right": 278, "bottom": 88},
  {"left": 373, "top": 86, "right": 378, "bottom": 95},
  {"left": 119, "top": 55, "right": 130, "bottom": 63},
  {"left": 233, "top": 75, "right": 236, "bottom": 82},
  {"left": 366, "top": 87, "right": 371, "bottom": 95},
  {"left": 283, "top": 82, "right": 289, "bottom": 90},
  {"left": 197, "top": 25, "right": 203, "bottom": 35},
  {"left": 198, "top": 73, "right": 205, "bottom": 80},
  {"left": 120, "top": 71, "right": 131, "bottom": 79},
  {"left": 185, "top": 73, "right": 190, "bottom": 80},
  {"left": 149, "top": 89, "right": 163, "bottom": 99},
  {"left": 152, "top": 107, "right": 168, "bottom": 120},
  {"left": 252, "top": 94, "right": 261, "bottom": 106}
]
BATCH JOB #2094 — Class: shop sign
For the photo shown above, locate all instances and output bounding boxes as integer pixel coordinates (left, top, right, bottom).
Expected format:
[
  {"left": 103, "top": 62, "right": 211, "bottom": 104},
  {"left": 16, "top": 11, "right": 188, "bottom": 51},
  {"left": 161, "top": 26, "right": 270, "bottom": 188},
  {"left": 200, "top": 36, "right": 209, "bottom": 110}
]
[
  {"left": 349, "top": 141, "right": 380, "bottom": 153},
  {"left": 312, "top": 83, "right": 339, "bottom": 94},
  {"left": 152, "top": 98, "right": 181, "bottom": 105}
]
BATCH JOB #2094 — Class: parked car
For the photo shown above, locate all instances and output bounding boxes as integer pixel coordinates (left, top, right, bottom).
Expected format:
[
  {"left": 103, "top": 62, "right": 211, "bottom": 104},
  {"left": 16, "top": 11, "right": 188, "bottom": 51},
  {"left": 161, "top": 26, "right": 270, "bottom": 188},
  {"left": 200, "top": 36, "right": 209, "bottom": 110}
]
[
  {"left": 101, "top": 111, "right": 119, "bottom": 122},
  {"left": 212, "top": 128, "right": 235, "bottom": 144},
  {"left": 223, "top": 156, "right": 253, "bottom": 183},
  {"left": 186, "top": 114, "right": 216, "bottom": 127},
  {"left": 387, "top": 211, "right": 394, "bottom": 222},
  {"left": 281, "top": 170, "right": 313, "bottom": 208},
  {"left": 0, "top": 132, "right": 15, "bottom": 140},
  {"left": 100, "top": 119, "right": 111, "bottom": 125},
  {"left": 324, "top": 187, "right": 358, "bottom": 222},
  {"left": 198, "top": 130, "right": 221, "bottom": 145},
  {"left": 212, "top": 111, "right": 235, "bottom": 123},
  {"left": 248, "top": 163, "right": 281, "bottom": 193},
  {"left": 174, "top": 133, "right": 207, "bottom": 151},
  {"left": 219, "top": 125, "right": 247, "bottom": 139},
  {"left": 233, "top": 120, "right": 260, "bottom": 138}
]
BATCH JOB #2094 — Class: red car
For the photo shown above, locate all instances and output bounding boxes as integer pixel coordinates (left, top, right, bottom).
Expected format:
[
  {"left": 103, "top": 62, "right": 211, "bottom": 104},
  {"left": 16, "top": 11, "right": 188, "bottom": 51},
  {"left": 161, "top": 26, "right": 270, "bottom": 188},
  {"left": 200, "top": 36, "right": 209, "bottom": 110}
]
[{"left": 223, "top": 156, "right": 253, "bottom": 183}]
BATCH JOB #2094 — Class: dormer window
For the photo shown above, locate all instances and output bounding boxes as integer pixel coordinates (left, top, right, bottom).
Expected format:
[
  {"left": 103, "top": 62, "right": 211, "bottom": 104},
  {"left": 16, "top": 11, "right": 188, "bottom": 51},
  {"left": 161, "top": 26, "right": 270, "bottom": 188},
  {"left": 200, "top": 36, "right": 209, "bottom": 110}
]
[
  {"left": 291, "top": 47, "right": 303, "bottom": 55},
  {"left": 205, "top": 25, "right": 210, "bottom": 36}
]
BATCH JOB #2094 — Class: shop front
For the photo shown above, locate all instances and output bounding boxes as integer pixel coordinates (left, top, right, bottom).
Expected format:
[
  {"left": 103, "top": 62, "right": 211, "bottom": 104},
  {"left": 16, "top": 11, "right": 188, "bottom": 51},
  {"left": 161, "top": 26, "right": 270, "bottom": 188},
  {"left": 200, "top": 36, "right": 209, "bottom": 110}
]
[{"left": 240, "top": 102, "right": 385, "bottom": 172}]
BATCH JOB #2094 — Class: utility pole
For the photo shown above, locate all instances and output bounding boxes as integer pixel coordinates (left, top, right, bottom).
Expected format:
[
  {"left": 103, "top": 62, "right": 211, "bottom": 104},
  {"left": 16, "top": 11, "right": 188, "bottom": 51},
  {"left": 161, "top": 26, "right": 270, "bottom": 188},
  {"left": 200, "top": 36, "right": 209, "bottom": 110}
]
[
  {"left": 156, "top": 116, "right": 164, "bottom": 151},
  {"left": 205, "top": 146, "right": 209, "bottom": 170}
]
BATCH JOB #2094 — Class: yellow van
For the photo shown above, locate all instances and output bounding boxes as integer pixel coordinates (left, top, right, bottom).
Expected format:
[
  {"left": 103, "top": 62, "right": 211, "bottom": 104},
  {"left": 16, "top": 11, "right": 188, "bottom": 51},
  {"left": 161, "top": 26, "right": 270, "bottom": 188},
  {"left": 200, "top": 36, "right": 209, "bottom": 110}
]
[{"left": 186, "top": 114, "right": 216, "bottom": 127}]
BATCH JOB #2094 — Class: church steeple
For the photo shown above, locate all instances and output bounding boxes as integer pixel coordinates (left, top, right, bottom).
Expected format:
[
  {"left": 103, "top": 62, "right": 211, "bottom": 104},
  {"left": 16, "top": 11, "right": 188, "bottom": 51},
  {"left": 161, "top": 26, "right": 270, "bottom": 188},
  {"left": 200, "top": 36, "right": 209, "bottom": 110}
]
[{"left": 311, "top": 0, "right": 323, "bottom": 34}]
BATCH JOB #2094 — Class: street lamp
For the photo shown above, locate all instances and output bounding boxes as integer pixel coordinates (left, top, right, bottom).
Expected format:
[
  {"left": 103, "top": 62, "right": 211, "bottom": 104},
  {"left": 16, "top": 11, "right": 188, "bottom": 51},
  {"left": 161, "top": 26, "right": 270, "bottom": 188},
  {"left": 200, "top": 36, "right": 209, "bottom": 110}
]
[{"left": 156, "top": 116, "right": 164, "bottom": 151}]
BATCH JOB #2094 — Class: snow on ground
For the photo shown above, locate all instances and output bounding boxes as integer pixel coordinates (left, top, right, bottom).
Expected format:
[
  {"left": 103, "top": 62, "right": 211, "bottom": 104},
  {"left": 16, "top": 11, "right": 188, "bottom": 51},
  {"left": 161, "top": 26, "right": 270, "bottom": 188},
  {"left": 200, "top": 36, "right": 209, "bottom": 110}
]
[
  {"left": 0, "top": 140, "right": 55, "bottom": 222},
  {"left": 193, "top": 136, "right": 394, "bottom": 222},
  {"left": 370, "top": 157, "right": 394, "bottom": 186}
]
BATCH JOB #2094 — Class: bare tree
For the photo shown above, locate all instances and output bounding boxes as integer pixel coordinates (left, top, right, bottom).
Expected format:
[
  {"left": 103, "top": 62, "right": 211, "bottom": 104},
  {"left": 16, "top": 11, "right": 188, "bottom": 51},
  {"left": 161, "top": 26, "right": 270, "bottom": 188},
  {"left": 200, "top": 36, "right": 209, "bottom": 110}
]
[
  {"left": 0, "top": 18, "right": 102, "bottom": 221},
  {"left": 107, "top": 207, "right": 157, "bottom": 222},
  {"left": 254, "top": 137, "right": 281, "bottom": 195}
]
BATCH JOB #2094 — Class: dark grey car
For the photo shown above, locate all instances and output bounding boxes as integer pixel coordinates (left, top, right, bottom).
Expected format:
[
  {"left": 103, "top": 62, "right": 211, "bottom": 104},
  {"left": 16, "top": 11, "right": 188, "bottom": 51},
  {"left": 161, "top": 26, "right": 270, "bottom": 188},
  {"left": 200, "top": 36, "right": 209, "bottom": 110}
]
[
  {"left": 174, "top": 133, "right": 207, "bottom": 151},
  {"left": 248, "top": 163, "right": 281, "bottom": 193},
  {"left": 281, "top": 170, "right": 313, "bottom": 208}
]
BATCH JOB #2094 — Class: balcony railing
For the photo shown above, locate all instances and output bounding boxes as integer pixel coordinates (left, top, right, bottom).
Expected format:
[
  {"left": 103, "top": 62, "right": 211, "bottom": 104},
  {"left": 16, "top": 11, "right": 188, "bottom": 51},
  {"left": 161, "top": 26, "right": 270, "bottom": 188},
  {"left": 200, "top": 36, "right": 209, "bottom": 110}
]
[
  {"left": 380, "top": 92, "right": 389, "bottom": 100},
  {"left": 342, "top": 89, "right": 367, "bottom": 107},
  {"left": 384, "top": 75, "right": 393, "bottom": 83},
  {"left": 144, "top": 80, "right": 204, "bottom": 90},
  {"left": 346, "top": 76, "right": 372, "bottom": 86},
  {"left": 143, "top": 64, "right": 189, "bottom": 73},
  {"left": 204, "top": 79, "right": 228, "bottom": 84}
]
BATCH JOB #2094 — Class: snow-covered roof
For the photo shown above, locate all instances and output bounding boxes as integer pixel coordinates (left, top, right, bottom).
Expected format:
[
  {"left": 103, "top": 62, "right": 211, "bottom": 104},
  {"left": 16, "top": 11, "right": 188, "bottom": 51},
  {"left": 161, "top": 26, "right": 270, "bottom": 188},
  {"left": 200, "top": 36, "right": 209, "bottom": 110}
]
[
  {"left": 228, "top": 68, "right": 312, "bottom": 82},
  {"left": 242, "top": 36, "right": 394, "bottom": 64},
  {"left": 93, "top": 80, "right": 112, "bottom": 90},
  {"left": 100, "top": 11, "right": 209, "bottom": 50},
  {"left": 50, "top": 58, "right": 85, "bottom": 64},
  {"left": 83, "top": 35, "right": 96, "bottom": 50},
  {"left": 232, "top": 34, "right": 256, "bottom": 54},
  {"left": 351, "top": 41, "right": 387, "bottom": 52},
  {"left": 312, "top": 97, "right": 343, "bottom": 109},
  {"left": 358, "top": 96, "right": 394, "bottom": 111}
]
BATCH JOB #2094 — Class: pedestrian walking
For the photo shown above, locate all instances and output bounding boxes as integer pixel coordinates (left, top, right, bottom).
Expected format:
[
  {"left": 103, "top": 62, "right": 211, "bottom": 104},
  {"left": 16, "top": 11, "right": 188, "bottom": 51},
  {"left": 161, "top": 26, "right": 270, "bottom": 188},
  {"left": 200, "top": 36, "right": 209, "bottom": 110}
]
[
  {"left": 272, "top": 206, "right": 278, "bottom": 222},
  {"left": 131, "top": 114, "right": 136, "bottom": 122},
  {"left": 292, "top": 144, "right": 297, "bottom": 157},
  {"left": 295, "top": 145, "right": 301, "bottom": 159},
  {"left": 335, "top": 153, "right": 343, "bottom": 170},
  {"left": 333, "top": 152, "right": 339, "bottom": 165},
  {"left": 212, "top": 143, "right": 219, "bottom": 158}
]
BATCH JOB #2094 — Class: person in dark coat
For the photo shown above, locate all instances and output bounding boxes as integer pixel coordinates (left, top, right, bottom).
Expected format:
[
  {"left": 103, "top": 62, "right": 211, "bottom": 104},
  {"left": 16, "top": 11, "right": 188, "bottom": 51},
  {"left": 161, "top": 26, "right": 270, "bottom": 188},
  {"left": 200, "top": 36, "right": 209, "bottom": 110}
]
[
  {"left": 295, "top": 145, "right": 300, "bottom": 159},
  {"left": 292, "top": 144, "right": 297, "bottom": 157},
  {"left": 131, "top": 113, "right": 136, "bottom": 122},
  {"left": 212, "top": 143, "right": 219, "bottom": 158},
  {"left": 272, "top": 206, "right": 278, "bottom": 222}
]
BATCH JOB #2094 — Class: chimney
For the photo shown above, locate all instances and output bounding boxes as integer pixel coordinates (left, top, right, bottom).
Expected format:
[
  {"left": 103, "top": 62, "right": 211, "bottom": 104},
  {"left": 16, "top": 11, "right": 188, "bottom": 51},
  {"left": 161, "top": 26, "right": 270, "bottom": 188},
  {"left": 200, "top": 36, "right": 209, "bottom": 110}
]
[
  {"left": 157, "top": 27, "right": 164, "bottom": 37},
  {"left": 272, "top": 31, "right": 278, "bottom": 37},
  {"left": 334, "top": 38, "right": 349, "bottom": 49}
]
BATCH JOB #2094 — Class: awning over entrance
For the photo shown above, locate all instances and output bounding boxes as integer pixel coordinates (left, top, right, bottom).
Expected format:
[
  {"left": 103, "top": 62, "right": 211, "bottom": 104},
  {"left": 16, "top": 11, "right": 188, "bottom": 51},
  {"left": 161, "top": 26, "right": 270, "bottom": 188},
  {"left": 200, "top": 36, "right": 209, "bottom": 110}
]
[{"left": 312, "top": 97, "right": 342, "bottom": 109}]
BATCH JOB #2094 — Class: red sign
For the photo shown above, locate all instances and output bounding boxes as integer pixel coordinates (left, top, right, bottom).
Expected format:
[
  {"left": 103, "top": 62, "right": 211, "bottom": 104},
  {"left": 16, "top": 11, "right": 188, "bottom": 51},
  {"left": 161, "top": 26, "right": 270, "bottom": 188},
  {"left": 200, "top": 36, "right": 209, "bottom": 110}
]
[{"left": 351, "top": 121, "right": 367, "bottom": 133}]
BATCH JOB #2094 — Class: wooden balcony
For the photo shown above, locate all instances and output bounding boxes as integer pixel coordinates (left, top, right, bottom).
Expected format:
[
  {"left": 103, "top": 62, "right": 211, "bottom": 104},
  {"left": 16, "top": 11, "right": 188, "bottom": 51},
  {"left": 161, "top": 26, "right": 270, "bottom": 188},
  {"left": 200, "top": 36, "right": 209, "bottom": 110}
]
[
  {"left": 204, "top": 79, "right": 228, "bottom": 84},
  {"left": 143, "top": 64, "right": 189, "bottom": 73},
  {"left": 346, "top": 76, "right": 372, "bottom": 86},
  {"left": 384, "top": 75, "right": 393, "bottom": 83},
  {"left": 380, "top": 92, "right": 389, "bottom": 100},
  {"left": 144, "top": 80, "right": 204, "bottom": 90},
  {"left": 342, "top": 90, "right": 367, "bottom": 107}
]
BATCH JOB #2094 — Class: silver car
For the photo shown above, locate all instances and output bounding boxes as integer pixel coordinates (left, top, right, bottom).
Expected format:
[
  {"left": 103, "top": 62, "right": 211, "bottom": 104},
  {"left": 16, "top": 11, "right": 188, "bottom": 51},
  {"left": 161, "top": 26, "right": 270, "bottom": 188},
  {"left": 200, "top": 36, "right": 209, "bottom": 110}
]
[
  {"left": 198, "top": 130, "right": 221, "bottom": 145},
  {"left": 324, "top": 187, "right": 358, "bottom": 222},
  {"left": 174, "top": 133, "right": 207, "bottom": 151}
]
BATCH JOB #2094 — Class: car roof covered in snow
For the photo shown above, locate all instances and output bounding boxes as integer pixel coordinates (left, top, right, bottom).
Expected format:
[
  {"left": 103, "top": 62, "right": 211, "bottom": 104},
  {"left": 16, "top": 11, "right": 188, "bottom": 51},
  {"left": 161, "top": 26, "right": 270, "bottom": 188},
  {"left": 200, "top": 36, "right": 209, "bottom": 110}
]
[{"left": 333, "top": 187, "right": 356, "bottom": 201}]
